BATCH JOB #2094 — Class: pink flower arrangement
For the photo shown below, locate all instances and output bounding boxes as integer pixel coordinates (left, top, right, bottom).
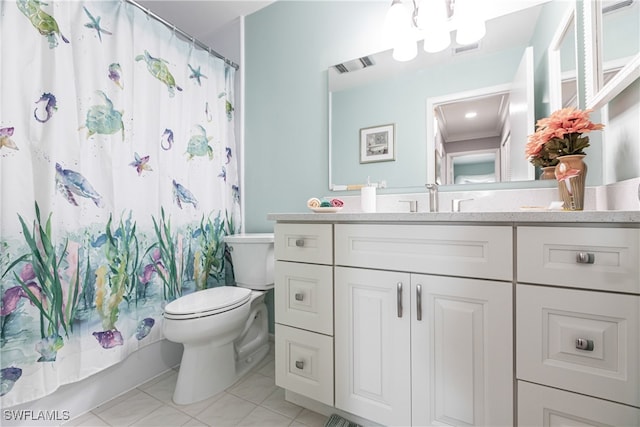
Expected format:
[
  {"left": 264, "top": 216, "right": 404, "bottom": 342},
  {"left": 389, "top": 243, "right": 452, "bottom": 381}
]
[{"left": 525, "top": 107, "right": 604, "bottom": 168}]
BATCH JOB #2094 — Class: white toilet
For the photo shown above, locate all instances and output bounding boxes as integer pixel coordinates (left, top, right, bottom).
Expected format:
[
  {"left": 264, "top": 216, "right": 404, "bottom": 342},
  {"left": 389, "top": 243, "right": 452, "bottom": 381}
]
[{"left": 162, "top": 233, "right": 274, "bottom": 405}]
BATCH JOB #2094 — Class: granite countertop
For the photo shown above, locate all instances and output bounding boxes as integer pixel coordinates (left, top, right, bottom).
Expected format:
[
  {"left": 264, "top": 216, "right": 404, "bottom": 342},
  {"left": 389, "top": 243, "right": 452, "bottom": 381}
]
[{"left": 267, "top": 210, "right": 640, "bottom": 224}]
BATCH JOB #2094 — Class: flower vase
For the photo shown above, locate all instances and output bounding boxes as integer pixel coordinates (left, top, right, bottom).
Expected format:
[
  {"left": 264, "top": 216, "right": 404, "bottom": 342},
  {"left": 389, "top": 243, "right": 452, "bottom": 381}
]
[
  {"left": 540, "top": 166, "right": 556, "bottom": 180},
  {"left": 555, "top": 154, "right": 587, "bottom": 210}
]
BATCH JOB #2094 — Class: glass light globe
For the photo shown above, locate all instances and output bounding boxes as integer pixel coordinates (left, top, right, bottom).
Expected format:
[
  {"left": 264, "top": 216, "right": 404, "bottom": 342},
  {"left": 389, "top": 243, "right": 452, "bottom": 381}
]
[
  {"left": 384, "top": 0, "right": 412, "bottom": 46},
  {"left": 393, "top": 38, "right": 418, "bottom": 61},
  {"left": 423, "top": 29, "right": 450, "bottom": 53}
]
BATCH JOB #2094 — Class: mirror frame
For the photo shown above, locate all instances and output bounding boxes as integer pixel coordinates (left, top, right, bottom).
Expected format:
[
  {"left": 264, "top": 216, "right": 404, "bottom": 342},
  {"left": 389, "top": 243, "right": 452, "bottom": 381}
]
[
  {"left": 446, "top": 148, "right": 500, "bottom": 185},
  {"left": 548, "top": 5, "right": 578, "bottom": 110},
  {"left": 584, "top": 0, "right": 640, "bottom": 110}
]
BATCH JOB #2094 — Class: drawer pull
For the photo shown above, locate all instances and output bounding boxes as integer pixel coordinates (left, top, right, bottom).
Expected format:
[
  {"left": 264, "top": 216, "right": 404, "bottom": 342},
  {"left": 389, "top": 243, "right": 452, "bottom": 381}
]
[
  {"left": 575, "top": 338, "right": 594, "bottom": 351},
  {"left": 295, "top": 238, "right": 305, "bottom": 247},
  {"left": 397, "top": 282, "right": 403, "bottom": 318},
  {"left": 295, "top": 360, "right": 304, "bottom": 369},
  {"left": 294, "top": 293, "right": 304, "bottom": 301},
  {"left": 416, "top": 284, "right": 422, "bottom": 321},
  {"left": 576, "top": 252, "right": 595, "bottom": 264}
]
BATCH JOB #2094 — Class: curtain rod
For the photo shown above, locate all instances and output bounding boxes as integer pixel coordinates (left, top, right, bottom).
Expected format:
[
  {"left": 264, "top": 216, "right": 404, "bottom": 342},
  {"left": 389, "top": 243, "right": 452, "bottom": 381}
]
[{"left": 124, "top": 0, "right": 240, "bottom": 70}]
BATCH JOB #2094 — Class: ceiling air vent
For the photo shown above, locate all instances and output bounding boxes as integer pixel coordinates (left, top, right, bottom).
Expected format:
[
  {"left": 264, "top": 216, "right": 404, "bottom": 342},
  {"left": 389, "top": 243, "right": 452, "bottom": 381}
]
[
  {"left": 334, "top": 63, "right": 349, "bottom": 74},
  {"left": 359, "top": 56, "right": 374, "bottom": 68},
  {"left": 332, "top": 56, "right": 375, "bottom": 74},
  {"left": 603, "top": 0, "right": 634, "bottom": 14},
  {"left": 452, "top": 43, "right": 480, "bottom": 55}
]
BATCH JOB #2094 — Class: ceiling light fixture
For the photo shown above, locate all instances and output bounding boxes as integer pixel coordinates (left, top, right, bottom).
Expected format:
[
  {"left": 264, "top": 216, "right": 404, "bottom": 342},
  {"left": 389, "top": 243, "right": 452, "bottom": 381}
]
[
  {"left": 465, "top": 111, "right": 478, "bottom": 119},
  {"left": 384, "top": 0, "right": 486, "bottom": 62}
]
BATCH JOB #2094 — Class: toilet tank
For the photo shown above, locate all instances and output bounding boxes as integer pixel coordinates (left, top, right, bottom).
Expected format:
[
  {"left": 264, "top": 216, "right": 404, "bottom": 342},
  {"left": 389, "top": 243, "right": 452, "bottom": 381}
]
[{"left": 224, "top": 233, "right": 274, "bottom": 290}]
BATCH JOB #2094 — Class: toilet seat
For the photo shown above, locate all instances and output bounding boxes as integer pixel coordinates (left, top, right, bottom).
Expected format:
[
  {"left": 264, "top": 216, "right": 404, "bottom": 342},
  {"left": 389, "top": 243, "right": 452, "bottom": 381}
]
[{"left": 163, "top": 287, "right": 251, "bottom": 320}]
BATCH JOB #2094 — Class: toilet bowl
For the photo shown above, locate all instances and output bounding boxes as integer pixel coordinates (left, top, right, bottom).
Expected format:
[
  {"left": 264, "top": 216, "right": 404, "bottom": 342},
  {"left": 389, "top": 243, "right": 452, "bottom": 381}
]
[{"left": 162, "top": 233, "right": 274, "bottom": 405}]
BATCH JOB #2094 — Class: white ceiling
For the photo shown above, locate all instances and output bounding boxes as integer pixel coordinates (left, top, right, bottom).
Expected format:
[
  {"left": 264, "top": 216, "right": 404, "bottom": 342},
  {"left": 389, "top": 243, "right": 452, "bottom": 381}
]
[
  {"left": 436, "top": 92, "right": 509, "bottom": 143},
  {"left": 136, "top": 0, "right": 274, "bottom": 41}
]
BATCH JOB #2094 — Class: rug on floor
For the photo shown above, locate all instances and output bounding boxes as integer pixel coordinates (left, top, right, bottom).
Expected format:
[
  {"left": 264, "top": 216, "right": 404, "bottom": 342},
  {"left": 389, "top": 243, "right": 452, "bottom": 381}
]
[{"left": 324, "top": 413, "right": 363, "bottom": 427}]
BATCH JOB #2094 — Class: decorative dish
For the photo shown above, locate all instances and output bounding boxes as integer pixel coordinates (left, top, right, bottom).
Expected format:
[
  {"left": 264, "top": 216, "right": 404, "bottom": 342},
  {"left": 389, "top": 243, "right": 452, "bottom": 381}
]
[{"left": 310, "top": 207, "right": 343, "bottom": 213}]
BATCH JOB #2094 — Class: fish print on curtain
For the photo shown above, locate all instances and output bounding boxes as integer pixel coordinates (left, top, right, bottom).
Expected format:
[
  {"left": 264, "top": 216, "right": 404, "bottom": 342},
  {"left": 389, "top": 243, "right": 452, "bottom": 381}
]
[{"left": 0, "top": 0, "right": 241, "bottom": 406}]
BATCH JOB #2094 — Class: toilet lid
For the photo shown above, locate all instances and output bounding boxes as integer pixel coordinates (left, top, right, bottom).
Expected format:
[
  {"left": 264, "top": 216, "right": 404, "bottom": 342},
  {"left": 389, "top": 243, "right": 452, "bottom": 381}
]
[{"left": 163, "top": 286, "right": 251, "bottom": 318}]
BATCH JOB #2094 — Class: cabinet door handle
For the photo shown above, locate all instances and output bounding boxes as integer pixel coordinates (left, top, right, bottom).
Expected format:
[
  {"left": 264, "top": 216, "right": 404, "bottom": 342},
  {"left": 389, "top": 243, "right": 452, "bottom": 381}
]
[
  {"left": 416, "top": 284, "right": 422, "bottom": 321},
  {"left": 294, "top": 293, "right": 304, "bottom": 301},
  {"left": 295, "top": 238, "right": 305, "bottom": 247},
  {"left": 576, "top": 252, "right": 595, "bottom": 264},
  {"left": 295, "top": 360, "right": 304, "bottom": 369},
  {"left": 575, "top": 338, "right": 594, "bottom": 351},
  {"left": 397, "top": 282, "right": 403, "bottom": 318}
]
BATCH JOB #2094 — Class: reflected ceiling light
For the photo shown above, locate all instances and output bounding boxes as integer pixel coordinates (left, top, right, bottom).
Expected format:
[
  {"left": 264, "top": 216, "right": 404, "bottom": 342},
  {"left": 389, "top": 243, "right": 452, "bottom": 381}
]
[
  {"left": 465, "top": 111, "right": 477, "bottom": 119},
  {"left": 384, "top": 0, "right": 486, "bottom": 60}
]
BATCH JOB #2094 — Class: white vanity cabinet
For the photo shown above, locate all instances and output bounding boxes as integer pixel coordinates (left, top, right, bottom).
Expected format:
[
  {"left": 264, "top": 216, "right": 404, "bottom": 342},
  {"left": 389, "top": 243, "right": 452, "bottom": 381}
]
[
  {"left": 516, "top": 226, "right": 640, "bottom": 425},
  {"left": 273, "top": 223, "right": 334, "bottom": 406},
  {"left": 334, "top": 224, "right": 514, "bottom": 426},
  {"left": 270, "top": 213, "right": 640, "bottom": 427}
]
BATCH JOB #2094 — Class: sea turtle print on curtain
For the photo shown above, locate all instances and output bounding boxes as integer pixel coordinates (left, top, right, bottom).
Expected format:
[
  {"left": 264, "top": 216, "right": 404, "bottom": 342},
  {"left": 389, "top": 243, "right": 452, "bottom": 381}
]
[{"left": 0, "top": 0, "right": 240, "bottom": 407}]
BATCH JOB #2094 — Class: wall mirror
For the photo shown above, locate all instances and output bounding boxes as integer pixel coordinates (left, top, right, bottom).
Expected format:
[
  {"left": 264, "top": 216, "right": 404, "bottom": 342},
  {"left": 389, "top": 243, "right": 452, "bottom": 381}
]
[
  {"left": 328, "top": 0, "right": 560, "bottom": 192},
  {"left": 584, "top": 0, "right": 640, "bottom": 110}
]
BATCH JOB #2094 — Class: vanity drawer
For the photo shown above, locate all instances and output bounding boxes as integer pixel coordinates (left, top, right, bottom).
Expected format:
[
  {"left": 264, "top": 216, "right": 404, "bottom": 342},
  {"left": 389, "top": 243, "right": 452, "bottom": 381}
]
[
  {"left": 518, "top": 381, "right": 640, "bottom": 426},
  {"left": 517, "top": 226, "right": 640, "bottom": 293},
  {"left": 275, "top": 324, "right": 334, "bottom": 406},
  {"left": 275, "top": 261, "right": 333, "bottom": 335},
  {"left": 517, "top": 284, "right": 639, "bottom": 407},
  {"left": 334, "top": 224, "right": 512, "bottom": 280},
  {"left": 274, "top": 223, "right": 333, "bottom": 265}
]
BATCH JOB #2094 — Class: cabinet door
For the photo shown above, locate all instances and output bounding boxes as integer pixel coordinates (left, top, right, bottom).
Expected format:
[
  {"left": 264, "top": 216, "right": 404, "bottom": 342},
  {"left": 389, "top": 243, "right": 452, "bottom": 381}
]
[
  {"left": 335, "top": 267, "right": 411, "bottom": 426},
  {"left": 412, "top": 274, "right": 513, "bottom": 426}
]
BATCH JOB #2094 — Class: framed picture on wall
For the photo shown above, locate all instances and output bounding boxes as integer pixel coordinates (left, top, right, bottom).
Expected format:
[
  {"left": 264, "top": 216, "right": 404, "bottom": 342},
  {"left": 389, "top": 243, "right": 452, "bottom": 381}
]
[{"left": 360, "top": 124, "right": 395, "bottom": 163}]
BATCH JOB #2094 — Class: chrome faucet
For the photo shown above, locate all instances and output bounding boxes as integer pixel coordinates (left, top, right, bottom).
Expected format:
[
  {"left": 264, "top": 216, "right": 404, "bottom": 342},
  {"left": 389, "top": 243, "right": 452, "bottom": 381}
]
[{"left": 425, "top": 183, "right": 438, "bottom": 212}]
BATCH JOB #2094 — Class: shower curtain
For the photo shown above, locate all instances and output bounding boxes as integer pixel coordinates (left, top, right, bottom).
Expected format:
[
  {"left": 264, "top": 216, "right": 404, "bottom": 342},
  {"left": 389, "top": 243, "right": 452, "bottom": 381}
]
[{"left": 0, "top": 0, "right": 241, "bottom": 406}]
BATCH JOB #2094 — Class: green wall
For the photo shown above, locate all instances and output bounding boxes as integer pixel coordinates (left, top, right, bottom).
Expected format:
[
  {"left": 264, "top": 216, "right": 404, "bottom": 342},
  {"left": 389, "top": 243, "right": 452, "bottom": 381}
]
[{"left": 245, "top": 1, "right": 388, "bottom": 232}]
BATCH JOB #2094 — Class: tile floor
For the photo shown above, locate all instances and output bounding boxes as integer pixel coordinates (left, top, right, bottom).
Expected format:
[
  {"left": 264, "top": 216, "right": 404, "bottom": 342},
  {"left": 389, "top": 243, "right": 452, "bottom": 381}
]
[{"left": 63, "top": 345, "right": 328, "bottom": 427}]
